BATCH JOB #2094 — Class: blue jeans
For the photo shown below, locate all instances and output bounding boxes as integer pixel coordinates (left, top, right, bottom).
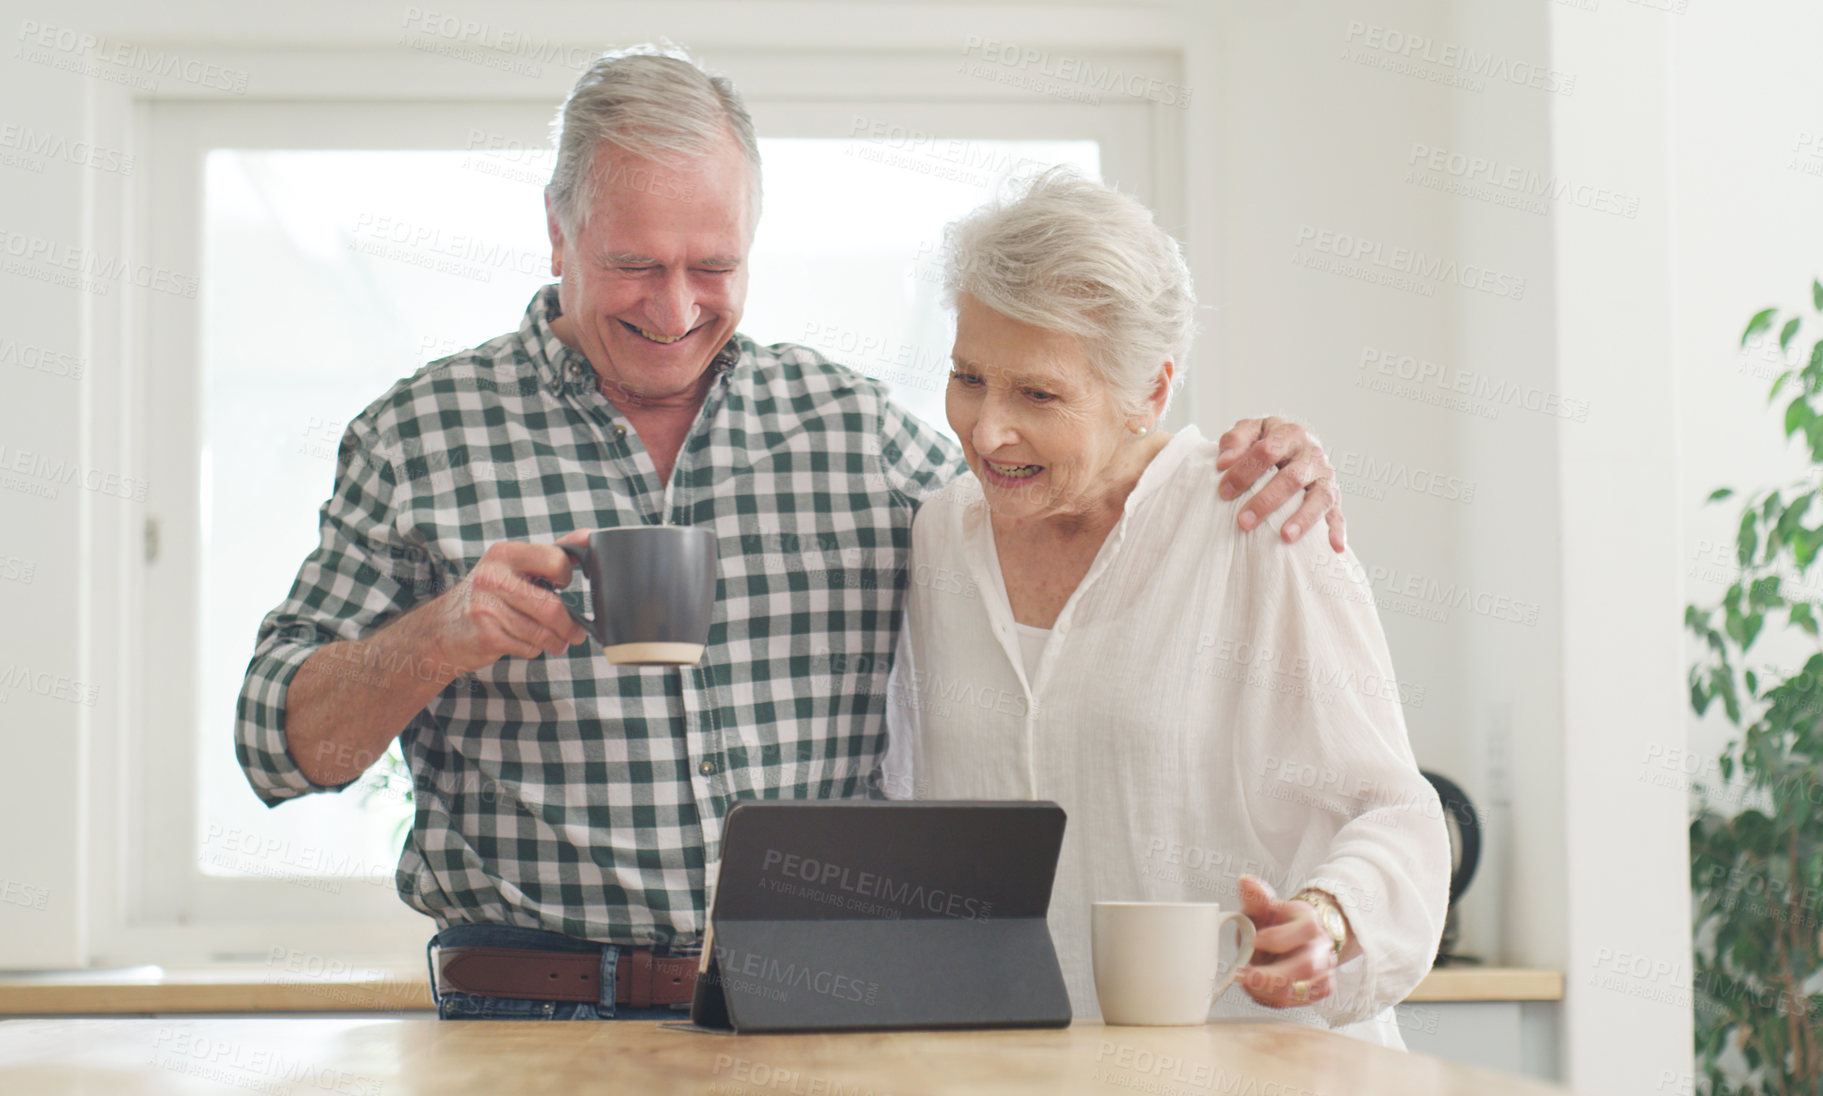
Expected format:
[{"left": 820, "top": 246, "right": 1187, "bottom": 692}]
[{"left": 426, "top": 923, "right": 695, "bottom": 1021}]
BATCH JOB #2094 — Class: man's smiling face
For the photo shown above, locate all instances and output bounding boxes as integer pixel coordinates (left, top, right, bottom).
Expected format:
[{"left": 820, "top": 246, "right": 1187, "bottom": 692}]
[{"left": 546, "top": 136, "right": 753, "bottom": 402}]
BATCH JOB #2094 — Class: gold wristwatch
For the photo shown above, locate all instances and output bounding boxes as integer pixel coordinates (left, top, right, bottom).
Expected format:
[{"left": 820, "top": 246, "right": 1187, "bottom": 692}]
[{"left": 1293, "top": 888, "right": 1349, "bottom": 957}]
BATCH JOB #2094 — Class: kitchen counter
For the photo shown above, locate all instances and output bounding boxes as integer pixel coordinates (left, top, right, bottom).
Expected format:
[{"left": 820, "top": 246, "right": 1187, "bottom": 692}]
[{"left": 0, "top": 964, "right": 1563, "bottom": 1015}]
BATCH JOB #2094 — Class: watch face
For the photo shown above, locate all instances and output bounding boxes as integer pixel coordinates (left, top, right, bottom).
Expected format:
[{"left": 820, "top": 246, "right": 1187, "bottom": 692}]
[{"left": 1321, "top": 908, "right": 1344, "bottom": 945}]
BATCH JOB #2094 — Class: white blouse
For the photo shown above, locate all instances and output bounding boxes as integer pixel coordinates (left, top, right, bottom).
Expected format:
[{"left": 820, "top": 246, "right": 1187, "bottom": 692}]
[{"left": 883, "top": 426, "right": 1451, "bottom": 1048}]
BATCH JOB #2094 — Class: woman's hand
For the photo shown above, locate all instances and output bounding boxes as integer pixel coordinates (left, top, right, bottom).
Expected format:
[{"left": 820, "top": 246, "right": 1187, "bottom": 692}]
[{"left": 1235, "top": 875, "right": 1339, "bottom": 1008}]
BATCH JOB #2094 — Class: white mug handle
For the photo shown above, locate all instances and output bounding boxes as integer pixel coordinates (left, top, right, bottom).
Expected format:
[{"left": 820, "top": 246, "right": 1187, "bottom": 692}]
[{"left": 1211, "top": 910, "right": 1257, "bottom": 1001}]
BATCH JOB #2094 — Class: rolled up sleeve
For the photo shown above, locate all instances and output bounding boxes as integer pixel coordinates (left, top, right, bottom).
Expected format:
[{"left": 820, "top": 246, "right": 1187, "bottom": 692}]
[{"left": 233, "top": 417, "right": 433, "bottom": 807}]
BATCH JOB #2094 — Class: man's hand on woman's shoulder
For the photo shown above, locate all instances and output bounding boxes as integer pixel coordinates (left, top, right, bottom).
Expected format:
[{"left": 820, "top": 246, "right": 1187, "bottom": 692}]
[{"left": 1215, "top": 417, "right": 1346, "bottom": 554}]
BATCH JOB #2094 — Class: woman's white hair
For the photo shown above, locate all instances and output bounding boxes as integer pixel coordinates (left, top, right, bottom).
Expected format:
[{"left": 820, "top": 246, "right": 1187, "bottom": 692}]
[
  {"left": 546, "top": 43, "right": 762, "bottom": 236},
  {"left": 942, "top": 167, "right": 1197, "bottom": 417}
]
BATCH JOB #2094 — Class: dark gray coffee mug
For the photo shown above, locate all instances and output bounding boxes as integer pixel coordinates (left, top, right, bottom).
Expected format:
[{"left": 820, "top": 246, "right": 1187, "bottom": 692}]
[{"left": 559, "top": 526, "right": 718, "bottom": 665}]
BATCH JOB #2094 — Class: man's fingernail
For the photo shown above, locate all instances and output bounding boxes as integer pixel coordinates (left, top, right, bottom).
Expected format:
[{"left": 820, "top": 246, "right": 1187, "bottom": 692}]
[
  {"left": 1239, "top": 511, "right": 1258, "bottom": 530},
  {"left": 1284, "top": 523, "right": 1300, "bottom": 540}
]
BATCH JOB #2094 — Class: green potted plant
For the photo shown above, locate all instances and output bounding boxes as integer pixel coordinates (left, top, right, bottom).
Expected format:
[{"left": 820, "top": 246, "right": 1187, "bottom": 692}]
[{"left": 1684, "top": 280, "right": 1823, "bottom": 1094}]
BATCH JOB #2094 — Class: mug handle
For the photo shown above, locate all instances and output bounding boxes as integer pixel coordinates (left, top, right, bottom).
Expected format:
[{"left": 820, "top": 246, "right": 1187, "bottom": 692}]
[
  {"left": 557, "top": 543, "right": 608, "bottom": 646},
  {"left": 1210, "top": 910, "right": 1257, "bottom": 1001}
]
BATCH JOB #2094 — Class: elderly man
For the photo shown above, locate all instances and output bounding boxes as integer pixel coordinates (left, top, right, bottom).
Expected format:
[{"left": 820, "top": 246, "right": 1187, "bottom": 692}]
[{"left": 234, "top": 46, "right": 1347, "bottom": 1021}]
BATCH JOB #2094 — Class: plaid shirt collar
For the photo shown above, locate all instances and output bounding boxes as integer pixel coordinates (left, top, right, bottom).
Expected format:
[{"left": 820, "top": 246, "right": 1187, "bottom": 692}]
[{"left": 521, "top": 284, "right": 743, "bottom": 399}]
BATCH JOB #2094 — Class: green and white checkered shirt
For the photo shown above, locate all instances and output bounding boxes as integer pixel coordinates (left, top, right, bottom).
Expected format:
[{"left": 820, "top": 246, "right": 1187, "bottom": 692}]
[{"left": 235, "top": 285, "right": 962, "bottom": 948}]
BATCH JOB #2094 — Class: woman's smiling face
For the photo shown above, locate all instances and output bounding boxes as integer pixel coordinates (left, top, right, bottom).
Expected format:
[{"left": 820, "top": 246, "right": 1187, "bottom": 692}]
[{"left": 946, "top": 293, "right": 1147, "bottom": 523}]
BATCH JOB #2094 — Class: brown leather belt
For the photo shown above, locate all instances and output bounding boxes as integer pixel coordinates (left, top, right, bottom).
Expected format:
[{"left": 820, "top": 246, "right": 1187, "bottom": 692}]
[{"left": 434, "top": 945, "right": 699, "bottom": 1006}]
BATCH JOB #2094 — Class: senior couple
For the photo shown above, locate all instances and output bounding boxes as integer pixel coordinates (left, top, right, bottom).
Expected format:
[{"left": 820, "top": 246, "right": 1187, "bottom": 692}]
[{"left": 236, "top": 47, "right": 1447, "bottom": 1045}]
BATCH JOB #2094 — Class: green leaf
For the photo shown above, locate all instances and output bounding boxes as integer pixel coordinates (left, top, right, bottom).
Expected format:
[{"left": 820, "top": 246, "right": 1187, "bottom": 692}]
[
  {"left": 1745, "top": 668, "right": 1758, "bottom": 694},
  {"left": 1716, "top": 666, "right": 1741, "bottom": 724},
  {"left": 1791, "top": 601, "right": 1819, "bottom": 636},
  {"left": 1814, "top": 278, "right": 1822, "bottom": 311},
  {"left": 1776, "top": 489, "right": 1811, "bottom": 532},
  {"left": 1786, "top": 397, "right": 1812, "bottom": 440},
  {"left": 1744, "top": 307, "right": 1778, "bottom": 346},
  {"left": 1760, "top": 523, "right": 1784, "bottom": 566},
  {"left": 1770, "top": 369, "right": 1793, "bottom": 401},
  {"left": 1738, "top": 509, "right": 1759, "bottom": 566},
  {"left": 1707, "top": 487, "right": 1735, "bottom": 503},
  {"left": 1797, "top": 529, "right": 1821, "bottom": 570},
  {"left": 1781, "top": 316, "right": 1802, "bottom": 351}
]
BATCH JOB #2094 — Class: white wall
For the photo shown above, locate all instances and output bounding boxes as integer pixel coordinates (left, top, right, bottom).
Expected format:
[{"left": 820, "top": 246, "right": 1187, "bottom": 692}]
[
  {"left": 1199, "top": 0, "right": 1508, "bottom": 970},
  {"left": 1545, "top": 5, "right": 1693, "bottom": 1091},
  {"left": 1444, "top": 0, "right": 1566, "bottom": 984}
]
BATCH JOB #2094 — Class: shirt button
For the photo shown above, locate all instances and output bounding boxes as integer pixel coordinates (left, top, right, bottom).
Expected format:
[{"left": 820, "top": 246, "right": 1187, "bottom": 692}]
[
  {"left": 698, "top": 760, "right": 716, "bottom": 776},
  {"left": 614, "top": 425, "right": 627, "bottom": 439},
  {"left": 569, "top": 363, "right": 585, "bottom": 376}
]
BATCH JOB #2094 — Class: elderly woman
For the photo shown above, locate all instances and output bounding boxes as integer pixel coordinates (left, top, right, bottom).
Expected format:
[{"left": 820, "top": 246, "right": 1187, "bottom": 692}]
[{"left": 883, "top": 169, "right": 1450, "bottom": 1048}]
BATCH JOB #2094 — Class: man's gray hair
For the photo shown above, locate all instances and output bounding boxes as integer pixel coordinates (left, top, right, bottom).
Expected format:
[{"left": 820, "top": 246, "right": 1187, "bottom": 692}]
[
  {"left": 546, "top": 44, "right": 762, "bottom": 236},
  {"left": 942, "top": 167, "right": 1196, "bottom": 417}
]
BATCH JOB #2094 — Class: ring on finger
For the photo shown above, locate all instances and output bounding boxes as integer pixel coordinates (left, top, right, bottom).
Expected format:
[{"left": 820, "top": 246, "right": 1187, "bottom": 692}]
[{"left": 1291, "top": 979, "right": 1311, "bottom": 1003}]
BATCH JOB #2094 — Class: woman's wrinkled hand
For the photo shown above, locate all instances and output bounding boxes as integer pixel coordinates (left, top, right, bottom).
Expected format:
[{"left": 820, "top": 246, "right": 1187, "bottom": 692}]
[{"left": 1234, "top": 875, "right": 1339, "bottom": 1008}]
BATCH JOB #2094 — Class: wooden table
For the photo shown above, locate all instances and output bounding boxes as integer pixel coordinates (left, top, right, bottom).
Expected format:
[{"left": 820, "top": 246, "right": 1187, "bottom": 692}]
[{"left": 0, "top": 1017, "right": 1581, "bottom": 1095}]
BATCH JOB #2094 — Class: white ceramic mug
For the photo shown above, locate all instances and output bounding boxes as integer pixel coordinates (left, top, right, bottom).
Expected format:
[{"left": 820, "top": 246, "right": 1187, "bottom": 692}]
[{"left": 1091, "top": 901, "right": 1257, "bottom": 1025}]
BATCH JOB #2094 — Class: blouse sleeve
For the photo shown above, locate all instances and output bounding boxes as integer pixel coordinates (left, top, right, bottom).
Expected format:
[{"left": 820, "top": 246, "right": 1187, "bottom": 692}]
[{"left": 1228, "top": 515, "right": 1453, "bottom": 1028}]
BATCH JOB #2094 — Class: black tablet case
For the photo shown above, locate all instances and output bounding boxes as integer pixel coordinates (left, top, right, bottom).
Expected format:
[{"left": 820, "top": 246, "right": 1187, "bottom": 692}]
[{"left": 690, "top": 800, "right": 1072, "bottom": 1033}]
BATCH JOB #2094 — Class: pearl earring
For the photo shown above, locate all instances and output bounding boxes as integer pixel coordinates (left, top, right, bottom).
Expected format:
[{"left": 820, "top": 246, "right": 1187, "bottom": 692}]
[{"left": 1131, "top": 424, "right": 1151, "bottom": 437}]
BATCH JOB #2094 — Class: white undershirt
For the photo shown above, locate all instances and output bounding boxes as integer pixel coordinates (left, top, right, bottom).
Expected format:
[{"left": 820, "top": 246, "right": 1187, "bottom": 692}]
[{"left": 1011, "top": 622, "right": 1050, "bottom": 681}]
